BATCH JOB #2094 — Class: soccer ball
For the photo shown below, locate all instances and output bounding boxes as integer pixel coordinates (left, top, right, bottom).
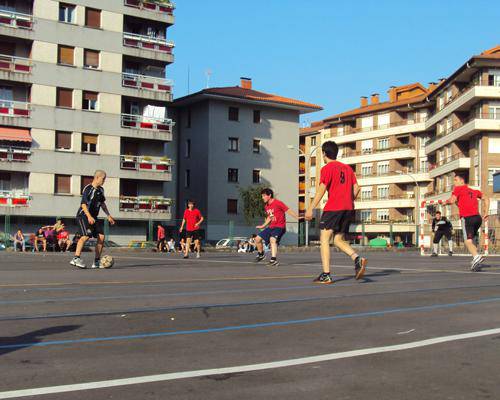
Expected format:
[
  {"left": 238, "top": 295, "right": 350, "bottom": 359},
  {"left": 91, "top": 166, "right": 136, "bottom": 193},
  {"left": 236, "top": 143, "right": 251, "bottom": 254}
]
[{"left": 100, "top": 255, "right": 114, "bottom": 269}]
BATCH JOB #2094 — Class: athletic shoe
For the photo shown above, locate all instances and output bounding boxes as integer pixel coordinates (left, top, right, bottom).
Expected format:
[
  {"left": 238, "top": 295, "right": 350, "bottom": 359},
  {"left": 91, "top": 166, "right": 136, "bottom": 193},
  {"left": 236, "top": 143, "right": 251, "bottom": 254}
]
[
  {"left": 183, "top": 255, "right": 189, "bottom": 259},
  {"left": 196, "top": 253, "right": 201, "bottom": 259},
  {"left": 431, "top": 253, "right": 438, "bottom": 257},
  {"left": 354, "top": 256, "right": 367, "bottom": 280},
  {"left": 91, "top": 260, "right": 100, "bottom": 269},
  {"left": 268, "top": 259, "right": 279, "bottom": 267},
  {"left": 448, "top": 251, "right": 453, "bottom": 257},
  {"left": 254, "top": 253, "right": 265, "bottom": 263},
  {"left": 470, "top": 255, "right": 485, "bottom": 272},
  {"left": 313, "top": 272, "right": 333, "bottom": 285},
  {"left": 70, "top": 257, "right": 86, "bottom": 269}
]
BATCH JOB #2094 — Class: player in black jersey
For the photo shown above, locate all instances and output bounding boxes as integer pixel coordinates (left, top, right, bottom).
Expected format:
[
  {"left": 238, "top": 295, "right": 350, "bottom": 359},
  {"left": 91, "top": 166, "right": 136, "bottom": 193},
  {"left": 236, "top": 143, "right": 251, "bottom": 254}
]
[{"left": 431, "top": 211, "right": 453, "bottom": 256}]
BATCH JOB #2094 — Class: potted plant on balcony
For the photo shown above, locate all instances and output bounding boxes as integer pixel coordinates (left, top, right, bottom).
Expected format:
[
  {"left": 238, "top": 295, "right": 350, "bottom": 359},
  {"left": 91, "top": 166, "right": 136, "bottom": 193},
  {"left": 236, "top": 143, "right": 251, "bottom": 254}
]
[
  {"left": 156, "top": 156, "right": 171, "bottom": 171},
  {"left": 139, "top": 156, "right": 153, "bottom": 170}
]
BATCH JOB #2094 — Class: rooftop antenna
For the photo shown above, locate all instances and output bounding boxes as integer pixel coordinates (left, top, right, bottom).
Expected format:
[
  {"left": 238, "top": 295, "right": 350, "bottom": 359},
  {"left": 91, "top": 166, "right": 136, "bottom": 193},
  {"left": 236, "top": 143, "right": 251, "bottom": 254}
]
[{"left": 205, "top": 69, "right": 212, "bottom": 88}]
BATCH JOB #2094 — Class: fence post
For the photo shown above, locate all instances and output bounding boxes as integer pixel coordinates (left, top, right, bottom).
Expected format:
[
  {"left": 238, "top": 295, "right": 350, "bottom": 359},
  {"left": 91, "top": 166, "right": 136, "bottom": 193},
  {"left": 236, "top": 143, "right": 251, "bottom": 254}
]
[
  {"left": 361, "top": 222, "right": 365, "bottom": 246},
  {"left": 148, "top": 218, "right": 153, "bottom": 242},
  {"left": 228, "top": 220, "right": 234, "bottom": 239},
  {"left": 4, "top": 213, "right": 10, "bottom": 238},
  {"left": 389, "top": 222, "right": 394, "bottom": 246}
]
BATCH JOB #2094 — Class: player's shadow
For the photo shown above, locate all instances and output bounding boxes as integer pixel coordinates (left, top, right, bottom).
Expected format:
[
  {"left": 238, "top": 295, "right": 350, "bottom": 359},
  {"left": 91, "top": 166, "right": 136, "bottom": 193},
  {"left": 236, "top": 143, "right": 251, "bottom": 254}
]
[
  {"left": 0, "top": 325, "right": 80, "bottom": 357},
  {"left": 359, "top": 269, "right": 402, "bottom": 283}
]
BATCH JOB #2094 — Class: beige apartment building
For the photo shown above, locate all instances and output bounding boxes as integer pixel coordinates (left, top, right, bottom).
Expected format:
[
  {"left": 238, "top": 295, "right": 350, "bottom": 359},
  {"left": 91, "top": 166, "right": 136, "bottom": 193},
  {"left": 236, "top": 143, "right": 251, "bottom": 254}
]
[
  {"left": 300, "top": 46, "right": 500, "bottom": 245},
  {"left": 0, "top": 0, "right": 176, "bottom": 243}
]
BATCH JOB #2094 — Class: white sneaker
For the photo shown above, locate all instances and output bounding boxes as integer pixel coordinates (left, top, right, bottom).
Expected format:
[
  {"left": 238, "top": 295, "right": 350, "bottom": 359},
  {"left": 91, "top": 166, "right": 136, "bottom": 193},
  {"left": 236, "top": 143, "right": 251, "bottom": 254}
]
[
  {"left": 70, "top": 257, "right": 86, "bottom": 269},
  {"left": 470, "top": 255, "right": 485, "bottom": 272},
  {"left": 196, "top": 253, "right": 201, "bottom": 259}
]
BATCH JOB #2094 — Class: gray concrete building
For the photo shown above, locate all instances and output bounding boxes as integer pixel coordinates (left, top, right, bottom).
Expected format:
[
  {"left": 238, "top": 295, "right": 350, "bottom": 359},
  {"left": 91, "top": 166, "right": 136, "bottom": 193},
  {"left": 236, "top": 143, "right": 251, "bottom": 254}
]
[
  {"left": 0, "top": 0, "right": 176, "bottom": 244},
  {"left": 172, "top": 78, "right": 322, "bottom": 244}
]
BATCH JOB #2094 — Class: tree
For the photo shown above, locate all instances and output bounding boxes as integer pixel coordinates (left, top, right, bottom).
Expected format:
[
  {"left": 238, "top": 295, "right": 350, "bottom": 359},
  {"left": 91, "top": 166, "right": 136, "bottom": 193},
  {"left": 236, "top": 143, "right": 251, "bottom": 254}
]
[{"left": 238, "top": 185, "right": 267, "bottom": 225}]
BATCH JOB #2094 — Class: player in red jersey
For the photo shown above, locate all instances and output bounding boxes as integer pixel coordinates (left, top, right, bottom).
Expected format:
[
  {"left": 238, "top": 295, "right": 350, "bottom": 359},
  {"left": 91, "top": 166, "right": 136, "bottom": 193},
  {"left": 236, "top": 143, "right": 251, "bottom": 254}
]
[
  {"left": 179, "top": 200, "right": 204, "bottom": 259},
  {"left": 447, "top": 172, "right": 490, "bottom": 271},
  {"left": 254, "top": 188, "right": 299, "bottom": 267},
  {"left": 305, "top": 141, "right": 367, "bottom": 284}
]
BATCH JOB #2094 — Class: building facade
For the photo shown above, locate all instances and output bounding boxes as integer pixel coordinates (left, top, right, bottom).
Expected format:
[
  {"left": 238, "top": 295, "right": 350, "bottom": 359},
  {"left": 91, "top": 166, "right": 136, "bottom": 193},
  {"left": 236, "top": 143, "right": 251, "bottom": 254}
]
[
  {"left": 173, "top": 78, "right": 322, "bottom": 244},
  {"left": 0, "top": 0, "right": 176, "bottom": 244},
  {"left": 301, "top": 46, "right": 500, "bottom": 245}
]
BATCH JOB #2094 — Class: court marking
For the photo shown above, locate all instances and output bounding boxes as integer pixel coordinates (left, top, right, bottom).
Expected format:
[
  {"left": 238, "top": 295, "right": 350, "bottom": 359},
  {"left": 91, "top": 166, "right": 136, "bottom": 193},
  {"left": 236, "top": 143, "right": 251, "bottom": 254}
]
[
  {"left": 1, "top": 295, "right": 500, "bottom": 350},
  {"left": 0, "top": 327, "right": 499, "bottom": 399}
]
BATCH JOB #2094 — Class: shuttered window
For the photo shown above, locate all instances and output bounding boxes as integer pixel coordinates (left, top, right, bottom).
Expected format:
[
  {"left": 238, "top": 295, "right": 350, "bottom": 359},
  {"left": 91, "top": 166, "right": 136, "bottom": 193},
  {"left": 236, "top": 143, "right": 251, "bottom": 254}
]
[
  {"left": 55, "top": 131, "right": 71, "bottom": 150},
  {"left": 85, "top": 8, "right": 101, "bottom": 28},
  {"left": 56, "top": 88, "right": 73, "bottom": 108},
  {"left": 227, "top": 199, "right": 238, "bottom": 214},
  {"left": 83, "top": 49, "right": 99, "bottom": 69},
  {"left": 55, "top": 174, "right": 71, "bottom": 194},
  {"left": 58, "top": 45, "right": 74, "bottom": 65},
  {"left": 82, "top": 91, "right": 98, "bottom": 111},
  {"left": 80, "top": 176, "right": 93, "bottom": 193},
  {"left": 82, "top": 133, "right": 98, "bottom": 153}
]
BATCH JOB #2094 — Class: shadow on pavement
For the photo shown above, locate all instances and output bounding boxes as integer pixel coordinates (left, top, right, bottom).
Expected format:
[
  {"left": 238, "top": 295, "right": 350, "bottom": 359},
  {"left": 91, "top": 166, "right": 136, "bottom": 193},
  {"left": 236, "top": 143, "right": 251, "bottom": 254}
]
[{"left": 0, "top": 325, "right": 81, "bottom": 357}]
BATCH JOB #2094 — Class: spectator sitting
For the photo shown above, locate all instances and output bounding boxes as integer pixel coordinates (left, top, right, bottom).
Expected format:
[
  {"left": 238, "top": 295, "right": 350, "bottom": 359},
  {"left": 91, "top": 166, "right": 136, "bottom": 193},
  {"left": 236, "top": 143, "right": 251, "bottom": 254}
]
[
  {"left": 248, "top": 234, "right": 257, "bottom": 253},
  {"left": 13, "top": 229, "right": 26, "bottom": 252},
  {"left": 34, "top": 227, "right": 48, "bottom": 252},
  {"left": 53, "top": 219, "right": 65, "bottom": 232},
  {"left": 167, "top": 238, "right": 176, "bottom": 253},
  {"left": 238, "top": 241, "right": 249, "bottom": 253},
  {"left": 179, "top": 237, "right": 186, "bottom": 253},
  {"left": 57, "top": 229, "right": 71, "bottom": 252},
  {"left": 43, "top": 227, "right": 57, "bottom": 250}
]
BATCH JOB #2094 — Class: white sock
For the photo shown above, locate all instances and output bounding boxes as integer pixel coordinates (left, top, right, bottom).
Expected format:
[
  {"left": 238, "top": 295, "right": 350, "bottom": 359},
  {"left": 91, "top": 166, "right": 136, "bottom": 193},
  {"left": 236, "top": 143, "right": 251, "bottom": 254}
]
[
  {"left": 433, "top": 244, "right": 438, "bottom": 253},
  {"left": 448, "top": 241, "right": 453, "bottom": 252}
]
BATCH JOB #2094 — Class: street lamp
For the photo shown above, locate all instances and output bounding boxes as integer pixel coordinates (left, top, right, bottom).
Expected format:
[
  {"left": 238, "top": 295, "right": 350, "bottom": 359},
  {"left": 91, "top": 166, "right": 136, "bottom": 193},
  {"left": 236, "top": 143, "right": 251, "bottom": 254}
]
[
  {"left": 288, "top": 144, "right": 321, "bottom": 246},
  {"left": 396, "top": 169, "right": 420, "bottom": 246}
]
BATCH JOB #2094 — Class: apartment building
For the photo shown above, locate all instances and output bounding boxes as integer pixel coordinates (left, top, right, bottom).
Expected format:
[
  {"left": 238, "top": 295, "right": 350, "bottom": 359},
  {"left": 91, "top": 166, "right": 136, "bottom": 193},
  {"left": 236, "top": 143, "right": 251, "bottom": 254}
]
[
  {"left": 301, "top": 45, "right": 500, "bottom": 245},
  {"left": 0, "top": 0, "right": 176, "bottom": 244},
  {"left": 173, "top": 78, "right": 322, "bottom": 244}
]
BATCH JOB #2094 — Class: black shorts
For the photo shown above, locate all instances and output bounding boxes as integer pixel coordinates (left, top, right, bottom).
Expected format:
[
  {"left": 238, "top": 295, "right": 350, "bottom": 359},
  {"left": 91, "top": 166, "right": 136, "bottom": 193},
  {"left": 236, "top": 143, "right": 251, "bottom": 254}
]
[
  {"left": 433, "top": 230, "right": 452, "bottom": 244},
  {"left": 462, "top": 215, "right": 482, "bottom": 241},
  {"left": 320, "top": 210, "right": 354, "bottom": 234},
  {"left": 77, "top": 215, "right": 103, "bottom": 239},
  {"left": 186, "top": 230, "right": 201, "bottom": 241}
]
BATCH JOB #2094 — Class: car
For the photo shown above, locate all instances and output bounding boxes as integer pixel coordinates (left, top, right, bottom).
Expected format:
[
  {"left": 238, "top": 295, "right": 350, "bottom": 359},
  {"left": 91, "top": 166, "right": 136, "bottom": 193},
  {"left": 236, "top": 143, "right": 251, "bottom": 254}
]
[{"left": 215, "top": 237, "right": 249, "bottom": 249}]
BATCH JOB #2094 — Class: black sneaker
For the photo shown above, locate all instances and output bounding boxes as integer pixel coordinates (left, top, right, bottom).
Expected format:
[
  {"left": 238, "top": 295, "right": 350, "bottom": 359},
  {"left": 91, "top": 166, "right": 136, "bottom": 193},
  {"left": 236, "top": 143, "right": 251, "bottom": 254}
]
[
  {"left": 254, "top": 253, "right": 265, "bottom": 263},
  {"left": 268, "top": 259, "right": 279, "bottom": 267},
  {"left": 448, "top": 251, "right": 453, "bottom": 257},
  {"left": 431, "top": 253, "right": 438, "bottom": 257},
  {"left": 183, "top": 255, "right": 189, "bottom": 259},
  {"left": 354, "top": 256, "right": 367, "bottom": 280},
  {"left": 70, "top": 257, "right": 86, "bottom": 269},
  {"left": 313, "top": 273, "right": 333, "bottom": 285}
]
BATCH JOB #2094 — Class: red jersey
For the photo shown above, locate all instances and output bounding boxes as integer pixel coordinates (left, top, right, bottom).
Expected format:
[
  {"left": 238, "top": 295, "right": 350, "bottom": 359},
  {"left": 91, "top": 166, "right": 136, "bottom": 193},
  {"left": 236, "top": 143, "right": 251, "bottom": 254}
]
[
  {"left": 157, "top": 225, "right": 165, "bottom": 240},
  {"left": 57, "top": 230, "right": 69, "bottom": 240},
  {"left": 452, "top": 185, "right": 482, "bottom": 217},
  {"left": 320, "top": 161, "right": 357, "bottom": 211},
  {"left": 183, "top": 208, "right": 202, "bottom": 231},
  {"left": 265, "top": 199, "right": 289, "bottom": 229}
]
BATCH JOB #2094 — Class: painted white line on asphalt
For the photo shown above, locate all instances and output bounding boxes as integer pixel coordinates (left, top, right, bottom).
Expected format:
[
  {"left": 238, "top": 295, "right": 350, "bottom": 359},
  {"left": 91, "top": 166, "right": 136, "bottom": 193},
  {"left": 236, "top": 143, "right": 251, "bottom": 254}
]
[{"left": 1, "top": 327, "right": 499, "bottom": 399}]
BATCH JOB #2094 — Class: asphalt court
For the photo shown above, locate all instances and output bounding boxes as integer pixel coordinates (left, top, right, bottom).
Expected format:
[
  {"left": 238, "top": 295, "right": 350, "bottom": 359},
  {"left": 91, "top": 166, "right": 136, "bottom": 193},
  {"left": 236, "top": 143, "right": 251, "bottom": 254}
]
[{"left": 0, "top": 250, "right": 499, "bottom": 399}]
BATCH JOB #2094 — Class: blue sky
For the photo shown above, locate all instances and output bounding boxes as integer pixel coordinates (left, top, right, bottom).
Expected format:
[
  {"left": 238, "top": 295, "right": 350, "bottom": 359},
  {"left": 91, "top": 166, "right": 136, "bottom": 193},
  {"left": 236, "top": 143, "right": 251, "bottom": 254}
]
[{"left": 168, "top": 0, "right": 500, "bottom": 124}]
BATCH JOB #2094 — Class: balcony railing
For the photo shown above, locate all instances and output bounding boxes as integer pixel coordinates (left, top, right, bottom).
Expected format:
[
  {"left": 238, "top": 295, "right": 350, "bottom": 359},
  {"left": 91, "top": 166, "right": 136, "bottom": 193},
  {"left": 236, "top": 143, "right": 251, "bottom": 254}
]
[
  {"left": 124, "top": 0, "right": 175, "bottom": 15},
  {"left": 120, "top": 154, "right": 173, "bottom": 174},
  {"left": 0, "top": 54, "right": 32, "bottom": 73},
  {"left": 0, "top": 145, "right": 31, "bottom": 162},
  {"left": 359, "top": 169, "right": 426, "bottom": 178},
  {"left": 121, "top": 114, "right": 174, "bottom": 134},
  {"left": 119, "top": 195, "right": 172, "bottom": 213},
  {"left": 358, "top": 193, "right": 416, "bottom": 202},
  {"left": 0, "top": 190, "right": 30, "bottom": 206},
  {"left": 122, "top": 73, "right": 173, "bottom": 94},
  {"left": 424, "top": 181, "right": 480, "bottom": 198},
  {"left": 123, "top": 32, "right": 174, "bottom": 54},
  {"left": 429, "top": 152, "right": 469, "bottom": 170},
  {"left": 331, "top": 117, "right": 427, "bottom": 138},
  {"left": 342, "top": 145, "right": 415, "bottom": 158},
  {"left": 0, "top": 10, "right": 33, "bottom": 29},
  {"left": 355, "top": 218, "right": 415, "bottom": 225},
  {"left": 0, "top": 100, "right": 30, "bottom": 117}
]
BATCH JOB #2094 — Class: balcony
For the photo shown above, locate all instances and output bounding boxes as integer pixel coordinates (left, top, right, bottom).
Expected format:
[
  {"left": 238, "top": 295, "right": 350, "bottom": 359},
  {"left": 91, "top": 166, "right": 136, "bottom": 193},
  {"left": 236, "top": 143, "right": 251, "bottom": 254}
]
[
  {"left": 0, "top": 145, "right": 31, "bottom": 162},
  {"left": 124, "top": 0, "right": 175, "bottom": 15},
  {"left": 121, "top": 114, "right": 174, "bottom": 138},
  {"left": 429, "top": 153, "right": 471, "bottom": 179},
  {"left": 0, "top": 100, "right": 30, "bottom": 118},
  {"left": 119, "top": 195, "right": 172, "bottom": 215},
  {"left": 357, "top": 170, "right": 431, "bottom": 186},
  {"left": 0, "top": 10, "right": 32, "bottom": 29},
  {"left": 340, "top": 145, "right": 416, "bottom": 165},
  {"left": 355, "top": 194, "right": 416, "bottom": 210},
  {"left": 123, "top": 32, "right": 174, "bottom": 54},
  {"left": 122, "top": 72, "right": 173, "bottom": 96},
  {"left": 120, "top": 154, "right": 173, "bottom": 179},
  {"left": 0, "top": 190, "right": 30, "bottom": 207},
  {"left": 0, "top": 54, "right": 31, "bottom": 74}
]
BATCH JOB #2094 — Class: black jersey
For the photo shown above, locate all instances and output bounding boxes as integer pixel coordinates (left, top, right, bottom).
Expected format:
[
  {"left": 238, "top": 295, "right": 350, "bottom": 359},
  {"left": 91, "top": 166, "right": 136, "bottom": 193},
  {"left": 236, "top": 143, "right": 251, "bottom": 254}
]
[
  {"left": 432, "top": 217, "right": 452, "bottom": 232},
  {"left": 77, "top": 184, "right": 106, "bottom": 218}
]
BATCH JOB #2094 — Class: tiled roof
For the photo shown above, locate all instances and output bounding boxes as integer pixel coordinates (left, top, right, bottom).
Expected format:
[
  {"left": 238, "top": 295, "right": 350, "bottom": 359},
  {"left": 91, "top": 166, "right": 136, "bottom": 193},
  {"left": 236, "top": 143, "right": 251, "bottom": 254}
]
[{"left": 300, "top": 124, "right": 325, "bottom": 135}]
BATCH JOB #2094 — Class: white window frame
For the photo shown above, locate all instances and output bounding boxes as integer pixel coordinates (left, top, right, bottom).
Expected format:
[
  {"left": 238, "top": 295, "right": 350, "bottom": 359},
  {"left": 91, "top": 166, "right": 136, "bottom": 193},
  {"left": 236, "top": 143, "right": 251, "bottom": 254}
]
[
  {"left": 377, "top": 185, "right": 389, "bottom": 199},
  {"left": 361, "top": 187, "right": 372, "bottom": 200},
  {"left": 488, "top": 168, "right": 500, "bottom": 185},
  {"left": 361, "top": 163, "right": 372, "bottom": 177},
  {"left": 376, "top": 209, "right": 390, "bottom": 222},
  {"left": 377, "top": 161, "right": 390, "bottom": 175},
  {"left": 361, "top": 140, "right": 373, "bottom": 154},
  {"left": 378, "top": 138, "right": 389, "bottom": 150},
  {"left": 377, "top": 113, "right": 390, "bottom": 128},
  {"left": 360, "top": 210, "right": 372, "bottom": 223}
]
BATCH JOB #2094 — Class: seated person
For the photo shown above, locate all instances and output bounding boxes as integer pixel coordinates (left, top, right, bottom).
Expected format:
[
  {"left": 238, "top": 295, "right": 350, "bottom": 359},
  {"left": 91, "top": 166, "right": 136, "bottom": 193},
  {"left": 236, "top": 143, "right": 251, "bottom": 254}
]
[
  {"left": 57, "top": 229, "right": 71, "bottom": 252},
  {"left": 13, "top": 229, "right": 26, "bottom": 252},
  {"left": 34, "top": 227, "right": 47, "bottom": 252},
  {"left": 43, "top": 227, "right": 57, "bottom": 250},
  {"left": 167, "top": 238, "right": 176, "bottom": 253}
]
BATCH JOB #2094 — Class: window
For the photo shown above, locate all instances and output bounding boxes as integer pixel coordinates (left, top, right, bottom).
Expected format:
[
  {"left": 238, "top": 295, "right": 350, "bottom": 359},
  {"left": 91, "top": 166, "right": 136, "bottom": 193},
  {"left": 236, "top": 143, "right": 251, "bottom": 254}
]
[
  {"left": 360, "top": 210, "right": 372, "bottom": 223},
  {"left": 80, "top": 176, "right": 93, "bottom": 193},
  {"left": 253, "top": 110, "right": 261, "bottom": 124},
  {"left": 420, "top": 159, "right": 429, "bottom": 172},
  {"left": 377, "top": 161, "right": 390, "bottom": 175},
  {"left": 489, "top": 103, "right": 500, "bottom": 119},
  {"left": 420, "top": 135, "right": 430, "bottom": 149},
  {"left": 56, "top": 87, "right": 73, "bottom": 108},
  {"left": 377, "top": 113, "right": 390, "bottom": 127},
  {"left": 228, "top": 107, "right": 239, "bottom": 121},
  {"left": 85, "top": 8, "right": 101, "bottom": 28},
  {"left": 55, "top": 174, "right": 71, "bottom": 194},
  {"left": 185, "top": 139, "right": 191, "bottom": 158},
  {"left": 377, "top": 185, "right": 389, "bottom": 199},
  {"left": 310, "top": 157, "right": 316, "bottom": 167},
  {"left": 228, "top": 168, "right": 238, "bottom": 183},
  {"left": 361, "top": 163, "right": 372, "bottom": 177},
  {"left": 227, "top": 199, "right": 238, "bottom": 214},
  {"left": 83, "top": 49, "right": 100, "bottom": 69},
  {"left": 186, "top": 108, "right": 191, "bottom": 128},
  {"left": 445, "top": 116, "right": 453, "bottom": 133},
  {"left": 59, "top": 3, "right": 75, "bottom": 23},
  {"left": 253, "top": 139, "right": 261, "bottom": 153},
  {"left": 310, "top": 177, "right": 317, "bottom": 188},
  {"left": 361, "top": 140, "right": 373, "bottom": 154},
  {"left": 55, "top": 131, "right": 72, "bottom": 150},
  {"left": 228, "top": 137, "right": 239, "bottom": 152},
  {"left": 376, "top": 209, "right": 390, "bottom": 222},
  {"left": 82, "top": 91, "right": 98, "bottom": 111},
  {"left": 82, "top": 133, "right": 98, "bottom": 153},
  {"left": 488, "top": 168, "right": 500, "bottom": 185},
  {"left": 361, "top": 187, "right": 372, "bottom": 200},
  {"left": 378, "top": 138, "right": 389, "bottom": 150},
  {"left": 253, "top": 169, "right": 261, "bottom": 184},
  {"left": 361, "top": 116, "right": 373, "bottom": 129},
  {"left": 185, "top": 169, "right": 190, "bottom": 188},
  {"left": 58, "top": 45, "right": 74, "bottom": 66},
  {"left": 311, "top": 136, "right": 317, "bottom": 147}
]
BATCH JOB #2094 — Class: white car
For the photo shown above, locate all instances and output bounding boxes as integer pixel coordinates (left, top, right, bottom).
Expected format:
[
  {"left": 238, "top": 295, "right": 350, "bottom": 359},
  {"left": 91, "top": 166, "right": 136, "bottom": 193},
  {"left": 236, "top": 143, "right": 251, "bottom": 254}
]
[{"left": 215, "top": 237, "right": 249, "bottom": 249}]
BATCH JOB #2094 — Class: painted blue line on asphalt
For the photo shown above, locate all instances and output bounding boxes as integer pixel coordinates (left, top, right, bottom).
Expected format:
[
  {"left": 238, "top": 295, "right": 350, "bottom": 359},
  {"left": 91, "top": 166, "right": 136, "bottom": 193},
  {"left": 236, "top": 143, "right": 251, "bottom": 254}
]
[{"left": 1, "top": 296, "right": 500, "bottom": 350}]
